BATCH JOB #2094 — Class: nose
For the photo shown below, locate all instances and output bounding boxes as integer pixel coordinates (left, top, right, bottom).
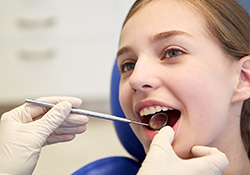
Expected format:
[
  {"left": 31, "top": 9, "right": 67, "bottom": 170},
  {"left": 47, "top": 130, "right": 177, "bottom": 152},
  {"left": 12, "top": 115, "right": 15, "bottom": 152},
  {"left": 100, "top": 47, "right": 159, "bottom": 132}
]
[{"left": 129, "top": 58, "right": 160, "bottom": 93}]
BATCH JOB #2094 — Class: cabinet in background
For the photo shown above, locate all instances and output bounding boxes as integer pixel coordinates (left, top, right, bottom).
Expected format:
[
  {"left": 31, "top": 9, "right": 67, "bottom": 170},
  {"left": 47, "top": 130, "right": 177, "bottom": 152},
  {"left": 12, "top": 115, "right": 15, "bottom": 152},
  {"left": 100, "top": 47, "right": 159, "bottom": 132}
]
[{"left": 0, "top": 0, "right": 135, "bottom": 105}]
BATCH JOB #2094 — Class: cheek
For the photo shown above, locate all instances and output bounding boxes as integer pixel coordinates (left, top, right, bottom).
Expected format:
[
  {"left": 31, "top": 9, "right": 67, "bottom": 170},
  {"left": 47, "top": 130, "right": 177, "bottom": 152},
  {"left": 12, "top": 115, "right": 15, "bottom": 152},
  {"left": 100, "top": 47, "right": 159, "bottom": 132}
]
[
  {"left": 178, "top": 69, "right": 231, "bottom": 130},
  {"left": 119, "top": 82, "right": 151, "bottom": 151},
  {"left": 119, "top": 82, "right": 134, "bottom": 118},
  {"left": 170, "top": 66, "right": 232, "bottom": 157},
  {"left": 172, "top": 59, "right": 233, "bottom": 114},
  {"left": 119, "top": 81, "right": 127, "bottom": 106}
]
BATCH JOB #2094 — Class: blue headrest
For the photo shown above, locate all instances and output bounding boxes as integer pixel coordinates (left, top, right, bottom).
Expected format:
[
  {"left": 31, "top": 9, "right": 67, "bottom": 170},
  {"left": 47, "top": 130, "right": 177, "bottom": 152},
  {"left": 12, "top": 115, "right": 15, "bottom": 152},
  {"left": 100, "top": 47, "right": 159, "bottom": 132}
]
[
  {"left": 72, "top": 157, "right": 140, "bottom": 175},
  {"left": 110, "top": 61, "right": 146, "bottom": 162},
  {"left": 237, "top": 0, "right": 250, "bottom": 13}
]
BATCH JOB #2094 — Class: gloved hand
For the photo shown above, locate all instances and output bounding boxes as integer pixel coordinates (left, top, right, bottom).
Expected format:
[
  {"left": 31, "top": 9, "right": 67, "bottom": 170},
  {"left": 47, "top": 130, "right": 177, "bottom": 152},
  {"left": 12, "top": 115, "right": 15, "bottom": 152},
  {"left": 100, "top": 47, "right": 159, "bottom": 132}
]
[
  {"left": 0, "top": 96, "right": 89, "bottom": 175},
  {"left": 137, "top": 126, "right": 229, "bottom": 175}
]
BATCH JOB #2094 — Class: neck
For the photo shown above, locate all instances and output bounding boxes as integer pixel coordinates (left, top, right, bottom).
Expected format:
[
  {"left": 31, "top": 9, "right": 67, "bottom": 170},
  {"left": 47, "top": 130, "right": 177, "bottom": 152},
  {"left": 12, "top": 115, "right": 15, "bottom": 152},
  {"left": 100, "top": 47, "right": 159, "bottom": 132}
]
[
  {"left": 222, "top": 145, "right": 249, "bottom": 175},
  {"left": 212, "top": 104, "right": 250, "bottom": 174}
]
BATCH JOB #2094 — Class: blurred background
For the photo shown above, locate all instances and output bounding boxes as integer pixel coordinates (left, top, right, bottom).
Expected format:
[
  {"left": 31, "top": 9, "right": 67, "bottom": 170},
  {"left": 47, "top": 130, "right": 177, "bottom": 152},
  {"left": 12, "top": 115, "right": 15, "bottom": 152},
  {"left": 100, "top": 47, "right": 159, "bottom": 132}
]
[{"left": 0, "top": 0, "right": 135, "bottom": 174}]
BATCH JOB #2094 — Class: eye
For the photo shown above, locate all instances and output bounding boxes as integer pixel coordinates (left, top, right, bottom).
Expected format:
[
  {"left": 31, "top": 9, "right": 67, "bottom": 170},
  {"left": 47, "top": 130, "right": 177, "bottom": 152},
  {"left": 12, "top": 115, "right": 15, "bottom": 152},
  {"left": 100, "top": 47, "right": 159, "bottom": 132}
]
[
  {"left": 162, "top": 48, "right": 184, "bottom": 59},
  {"left": 119, "top": 62, "right": 135, "bottom": 73}
]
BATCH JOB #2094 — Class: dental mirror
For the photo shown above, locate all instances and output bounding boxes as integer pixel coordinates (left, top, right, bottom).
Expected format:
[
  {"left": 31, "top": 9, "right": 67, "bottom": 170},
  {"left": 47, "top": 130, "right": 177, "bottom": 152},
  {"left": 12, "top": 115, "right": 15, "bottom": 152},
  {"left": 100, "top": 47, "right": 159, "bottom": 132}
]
[{"left": 149, "top": 112, "right": 168, "bottom": 130}]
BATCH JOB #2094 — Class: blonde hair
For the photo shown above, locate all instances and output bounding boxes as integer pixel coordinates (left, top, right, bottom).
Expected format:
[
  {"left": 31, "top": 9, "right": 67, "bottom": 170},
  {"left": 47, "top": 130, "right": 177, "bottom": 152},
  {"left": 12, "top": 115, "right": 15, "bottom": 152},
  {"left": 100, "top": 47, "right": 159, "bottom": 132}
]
[{"left": 122, "top": 0, "right": 250, "bottom": 158}]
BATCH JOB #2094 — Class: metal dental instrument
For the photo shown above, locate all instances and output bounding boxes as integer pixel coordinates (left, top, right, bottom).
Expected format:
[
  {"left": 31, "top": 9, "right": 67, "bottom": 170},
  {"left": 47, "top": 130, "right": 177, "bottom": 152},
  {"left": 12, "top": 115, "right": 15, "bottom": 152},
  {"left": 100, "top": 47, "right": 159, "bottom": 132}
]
[
  {"left": 25, "top": 98, "right": 149, "bottom": 127},
  {"left": 149, "top": 113, "right": 168, "bottom": 130}
]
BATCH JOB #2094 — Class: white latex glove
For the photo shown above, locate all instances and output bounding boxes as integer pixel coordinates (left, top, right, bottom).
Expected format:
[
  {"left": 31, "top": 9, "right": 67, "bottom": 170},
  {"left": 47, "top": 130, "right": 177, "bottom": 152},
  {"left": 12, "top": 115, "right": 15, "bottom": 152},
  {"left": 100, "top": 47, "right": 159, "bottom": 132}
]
[
  {"left": 137, "top": 126, "right": 229, "bottom": 175},
  {"left": 0, "top": 96, "right": 89, "bottom": 175}
]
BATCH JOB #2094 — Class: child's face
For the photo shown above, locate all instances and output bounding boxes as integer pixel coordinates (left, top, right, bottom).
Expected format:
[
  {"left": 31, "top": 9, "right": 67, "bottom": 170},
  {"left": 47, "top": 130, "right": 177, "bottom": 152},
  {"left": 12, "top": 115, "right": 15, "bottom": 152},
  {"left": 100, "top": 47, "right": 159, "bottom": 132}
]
[{"left": 118, "top": 0, "right": 237, "bottom": 158}]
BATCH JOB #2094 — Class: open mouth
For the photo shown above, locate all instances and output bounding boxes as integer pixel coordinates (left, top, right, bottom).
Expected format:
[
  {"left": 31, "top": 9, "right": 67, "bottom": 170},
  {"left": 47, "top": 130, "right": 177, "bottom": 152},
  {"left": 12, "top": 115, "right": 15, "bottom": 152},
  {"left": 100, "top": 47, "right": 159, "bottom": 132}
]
[{"left": 139, "top": 106, "right": 181, "bottom": 131}]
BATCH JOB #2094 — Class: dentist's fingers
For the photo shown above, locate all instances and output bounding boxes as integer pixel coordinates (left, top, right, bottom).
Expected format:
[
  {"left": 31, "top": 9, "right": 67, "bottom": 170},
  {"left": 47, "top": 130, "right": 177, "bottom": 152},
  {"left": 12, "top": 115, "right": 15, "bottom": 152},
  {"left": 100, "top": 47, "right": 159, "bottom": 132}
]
[
  {"left": 0, "top": 97, "right": 85, "bottom": 175},
  {"left": 52, "top": 125, "right": 87, "bottom": 135},
  {"left": 191, "top": 146, "right": 229, "bottom": 173},
  {"left": 46, "top": 134, "right": 76, "bottom": 144},
  {"left": 48, "top": 113, "right": 89, "bottom": 142},
  {"left": 149, "top": 126, "right": 177, "bottom": 159},
  {"left": 46, "top": 124, "right": 87, "bottom": 145},
  {"left": 138, "top": 126, "right": 178, "bottom": 175},
  {"left": 23, "top": 96, "right": 82, "bottom": 122},
  {"left": 60, "top": 113, "right": 89, "bottom": 127},
  {"left": 153, "top": 126, "right": 175, "bottom": 144},
  {"left": 139, "top": 127, "right": 229, "bottom": 175},
  {"left": 36, "top": 96, "right": 82, "bottom": 108},
  {"left": 35, "top": 101, "right": 72, "bottom": 134}
]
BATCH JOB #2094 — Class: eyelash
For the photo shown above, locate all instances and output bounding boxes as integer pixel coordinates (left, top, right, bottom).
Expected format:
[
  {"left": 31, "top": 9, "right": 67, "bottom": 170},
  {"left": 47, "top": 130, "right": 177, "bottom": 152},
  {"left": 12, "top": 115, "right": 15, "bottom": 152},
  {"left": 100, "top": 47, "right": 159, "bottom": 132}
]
[
  {"left": 119, "top": 61, "right": 135, "bottom": 73},
  {"left": 161, "top": 48, "right": 184, "bottom": 60}
]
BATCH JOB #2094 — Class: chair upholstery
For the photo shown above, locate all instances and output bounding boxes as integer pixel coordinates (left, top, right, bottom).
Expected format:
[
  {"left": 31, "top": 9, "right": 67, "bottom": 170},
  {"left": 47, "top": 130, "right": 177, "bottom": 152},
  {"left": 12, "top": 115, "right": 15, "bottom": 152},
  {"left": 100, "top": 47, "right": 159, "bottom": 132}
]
[
  {"left": 237, "top": 0, "right": 250, "bottom": 13},
  {"left": 72, "top": 157, "right": 141, "bottom": 175}
]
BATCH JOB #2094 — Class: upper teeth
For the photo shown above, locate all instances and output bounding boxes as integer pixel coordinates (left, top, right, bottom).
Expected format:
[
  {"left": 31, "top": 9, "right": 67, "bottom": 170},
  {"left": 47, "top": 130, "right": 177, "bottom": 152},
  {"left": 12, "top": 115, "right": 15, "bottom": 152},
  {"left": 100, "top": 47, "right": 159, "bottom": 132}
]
[{"left": 139, "top": 106, "right": 173, "bottom": 116}]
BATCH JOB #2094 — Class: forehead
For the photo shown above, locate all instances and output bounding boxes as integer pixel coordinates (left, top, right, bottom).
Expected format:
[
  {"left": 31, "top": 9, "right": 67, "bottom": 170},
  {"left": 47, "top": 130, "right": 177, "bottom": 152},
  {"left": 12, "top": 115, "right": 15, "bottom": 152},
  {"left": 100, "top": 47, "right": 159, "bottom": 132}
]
[{"left": 119, "top": 0, "right": 208, "bottom": 47}]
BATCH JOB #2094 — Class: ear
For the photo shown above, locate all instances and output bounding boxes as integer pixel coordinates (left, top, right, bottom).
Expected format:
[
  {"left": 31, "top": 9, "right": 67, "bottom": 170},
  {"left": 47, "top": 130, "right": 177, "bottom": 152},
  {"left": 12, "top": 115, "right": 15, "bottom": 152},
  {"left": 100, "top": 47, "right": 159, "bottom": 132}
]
[{"left": 232, "top": 55, "right": 250, "bottom": 103}]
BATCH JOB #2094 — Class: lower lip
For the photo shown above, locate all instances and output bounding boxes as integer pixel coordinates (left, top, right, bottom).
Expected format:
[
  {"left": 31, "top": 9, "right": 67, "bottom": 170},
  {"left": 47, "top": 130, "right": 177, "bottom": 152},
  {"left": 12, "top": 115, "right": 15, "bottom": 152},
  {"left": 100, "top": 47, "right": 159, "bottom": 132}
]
[{"left": 172, "top": 118, "right": 180, "bottom": 133}]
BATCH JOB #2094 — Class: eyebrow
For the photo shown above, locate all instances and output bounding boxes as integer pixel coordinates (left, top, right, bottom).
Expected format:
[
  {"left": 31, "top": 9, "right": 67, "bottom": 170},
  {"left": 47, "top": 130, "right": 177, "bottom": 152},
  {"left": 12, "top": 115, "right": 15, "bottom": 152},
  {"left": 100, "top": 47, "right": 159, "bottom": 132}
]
[
  {"left": 117, "top": 30, "right": 192, "bottom": 59},
  {"left": 116, "top": 46, "right": 132, "bottom": 59},
  {"left": 151, "top": 30, "right": 192, "bottom": 43}
]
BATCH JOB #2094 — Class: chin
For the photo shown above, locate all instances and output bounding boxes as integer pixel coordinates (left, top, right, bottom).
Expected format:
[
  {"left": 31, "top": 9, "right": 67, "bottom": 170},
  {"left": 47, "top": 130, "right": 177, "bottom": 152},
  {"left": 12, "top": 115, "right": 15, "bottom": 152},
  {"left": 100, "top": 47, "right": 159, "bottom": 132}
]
[
  {"left": 172, "top": 143, "right": 193, "bottom": 159},
  {"left": 131, "top": 129, "right": 153, "bottom": 154}
]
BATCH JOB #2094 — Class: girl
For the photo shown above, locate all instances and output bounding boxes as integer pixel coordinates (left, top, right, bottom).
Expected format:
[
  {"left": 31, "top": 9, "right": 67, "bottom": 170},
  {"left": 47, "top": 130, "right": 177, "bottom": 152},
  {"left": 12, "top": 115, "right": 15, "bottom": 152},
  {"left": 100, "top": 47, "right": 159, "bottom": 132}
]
[
  {"left": 117, "top": 0, "right": 249, "bottom": 174},
  {"left": 1, "top": 0, "right": 249, "bottom": 174}
]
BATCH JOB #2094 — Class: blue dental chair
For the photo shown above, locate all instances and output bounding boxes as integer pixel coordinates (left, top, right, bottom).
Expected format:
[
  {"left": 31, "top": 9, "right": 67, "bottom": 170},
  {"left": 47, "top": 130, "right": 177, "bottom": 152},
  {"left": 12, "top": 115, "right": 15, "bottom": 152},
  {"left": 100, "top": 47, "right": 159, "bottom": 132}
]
[{"left": 72, "top": 1, "right": 249, "bottom": 174}]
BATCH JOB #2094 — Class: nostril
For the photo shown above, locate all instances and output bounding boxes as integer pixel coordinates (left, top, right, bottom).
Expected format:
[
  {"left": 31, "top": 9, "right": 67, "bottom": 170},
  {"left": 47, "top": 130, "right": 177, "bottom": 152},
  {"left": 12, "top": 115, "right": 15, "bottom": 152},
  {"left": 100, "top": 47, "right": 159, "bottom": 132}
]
[
  {"left": 131, "top": 83, "right": 153, "bottom": 92},
  {"left": 132, "top": 84, "right": 153, "bottom": 93},
  {"left": 142, "top": 84, "right": 152, "bottom": 88}
]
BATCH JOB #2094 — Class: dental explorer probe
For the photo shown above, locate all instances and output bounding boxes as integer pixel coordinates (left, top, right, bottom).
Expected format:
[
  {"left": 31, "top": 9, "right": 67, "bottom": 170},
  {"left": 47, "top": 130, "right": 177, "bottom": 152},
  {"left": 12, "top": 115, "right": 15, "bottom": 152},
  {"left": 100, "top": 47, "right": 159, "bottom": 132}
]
[{"left": 25, "top": 98, "right": 149, "bottom": 127}]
